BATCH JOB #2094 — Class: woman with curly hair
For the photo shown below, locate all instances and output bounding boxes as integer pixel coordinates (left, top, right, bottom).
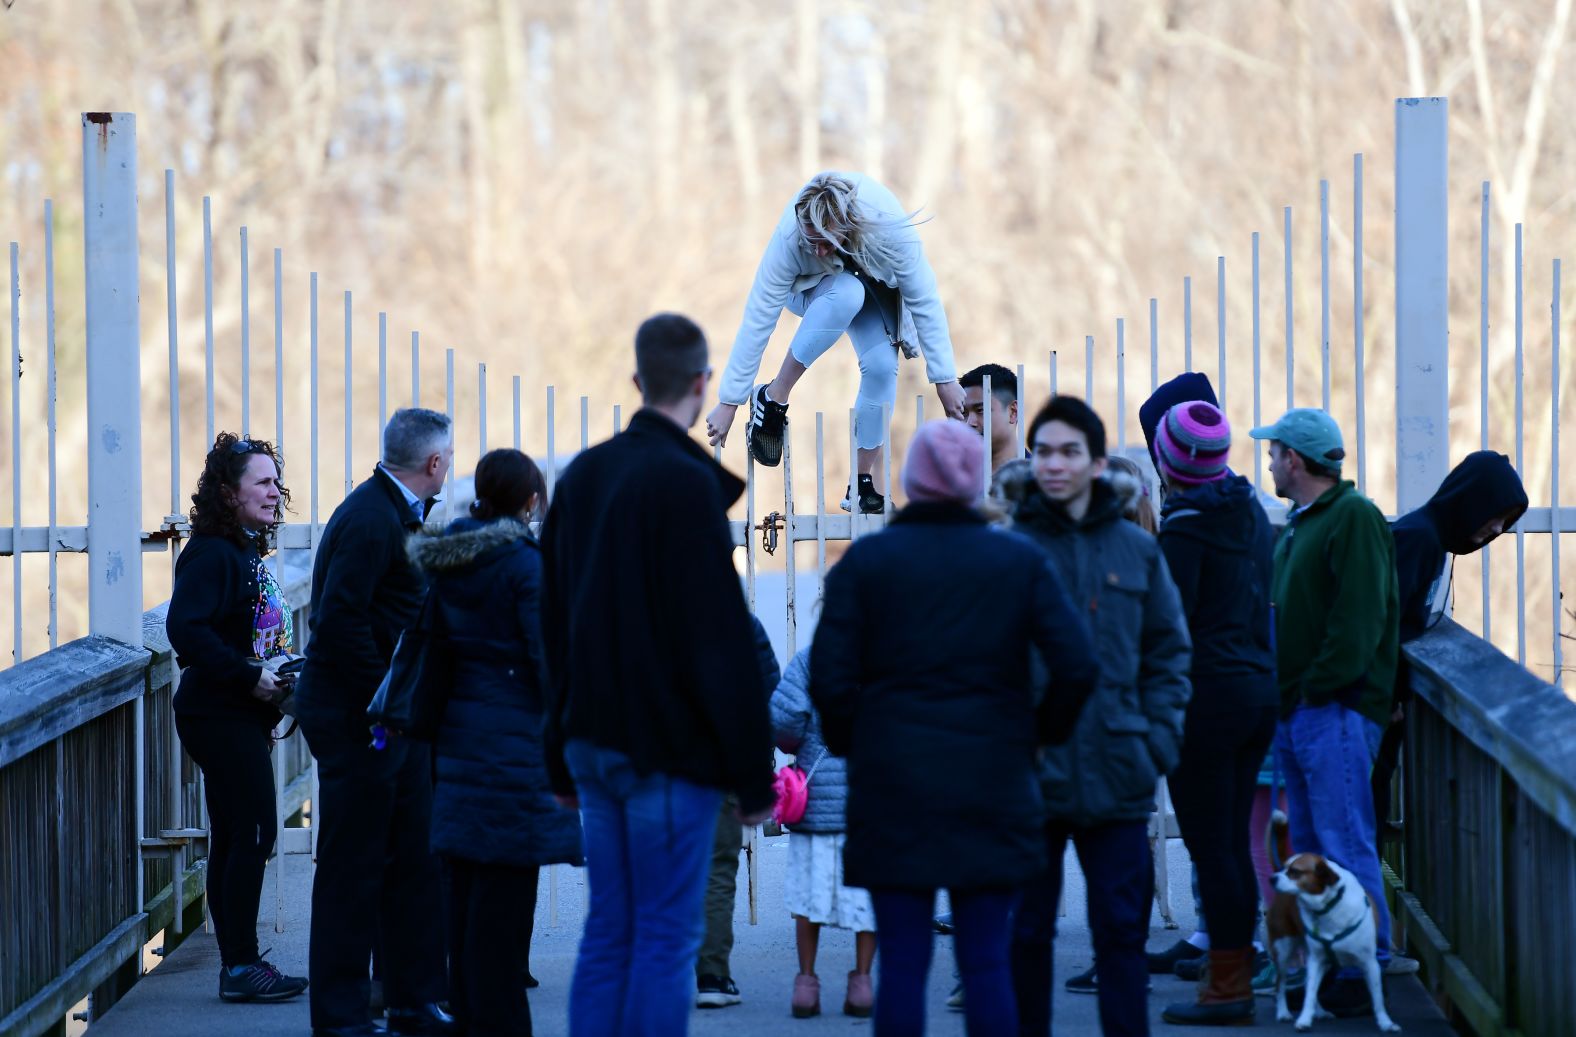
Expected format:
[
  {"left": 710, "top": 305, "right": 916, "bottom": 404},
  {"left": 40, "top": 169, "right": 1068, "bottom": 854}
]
[{"left": 167, "top": 433, "right": 308, "bottom": 1003}]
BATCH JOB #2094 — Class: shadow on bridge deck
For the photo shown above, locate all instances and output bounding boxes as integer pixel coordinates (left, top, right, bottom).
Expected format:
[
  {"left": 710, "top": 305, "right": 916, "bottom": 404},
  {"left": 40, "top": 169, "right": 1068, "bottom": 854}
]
[{"left": 86, "top": 835, "right": 1457, "bottom": 1037}]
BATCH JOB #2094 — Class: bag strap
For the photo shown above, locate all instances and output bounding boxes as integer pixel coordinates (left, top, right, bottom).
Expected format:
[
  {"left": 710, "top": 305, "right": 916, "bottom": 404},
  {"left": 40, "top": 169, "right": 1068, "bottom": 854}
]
[{"left": 802, "top": 747, "right": 829, "bottom": 782}]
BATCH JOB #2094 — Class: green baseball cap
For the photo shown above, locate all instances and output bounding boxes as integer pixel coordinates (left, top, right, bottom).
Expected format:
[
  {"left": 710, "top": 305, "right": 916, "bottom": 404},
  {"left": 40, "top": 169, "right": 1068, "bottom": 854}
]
[{"left": 1248, "top": 408, "right": 1346, "bottom": 470}]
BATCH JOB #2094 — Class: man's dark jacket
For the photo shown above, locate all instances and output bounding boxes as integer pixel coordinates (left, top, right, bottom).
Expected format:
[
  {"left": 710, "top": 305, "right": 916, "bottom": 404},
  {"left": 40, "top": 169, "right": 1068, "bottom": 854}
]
[
  {"left": 1013, "top": 481, "right": 1193, "bottom": 827},
  {"left": 1393, "top": 451, "right": 1527, "bottom": 642},
  {"left": 540, "top": 409, "right": 775, "bottom": 815},
  {"left": 296, "top": 467, "right": 433, "bottom": 712}
]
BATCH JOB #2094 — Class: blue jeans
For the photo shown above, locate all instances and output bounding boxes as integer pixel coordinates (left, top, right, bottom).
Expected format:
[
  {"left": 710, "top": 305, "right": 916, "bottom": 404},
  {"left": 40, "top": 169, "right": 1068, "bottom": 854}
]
[
  {"left": 1011, "top": 819, "right": 1153, "bottom": 1037},
  {"left": 565, "top": 741, "right": 722, "bottom": 1037},
  {"left": 786, "top": 271, "right": 899, "bottom": 449},
  {"left": 1275, "top": 704, "right": 1391, "bottom": 968},
  {"left": 868, "top": 887, "right": 1020, "bottom": 1037}
]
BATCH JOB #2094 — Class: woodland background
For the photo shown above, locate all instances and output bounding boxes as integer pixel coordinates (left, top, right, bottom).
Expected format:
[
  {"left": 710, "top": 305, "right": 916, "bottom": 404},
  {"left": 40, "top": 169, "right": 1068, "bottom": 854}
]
[{"left": 0, "top": 0, "right": 1572, "bottom": 685}]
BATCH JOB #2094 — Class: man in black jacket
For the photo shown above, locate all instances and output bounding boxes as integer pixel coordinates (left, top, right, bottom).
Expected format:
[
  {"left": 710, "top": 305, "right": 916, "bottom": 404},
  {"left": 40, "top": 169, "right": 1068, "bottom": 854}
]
[
  {"left": 1374, "top": 451, "right": 1526, "bottom": 835},
  {"left": 294, "top": 407, "right": 454, "bottom": 1037},
  {"left": 542, "top": 312, "right": 775, "bottom": 1037}
]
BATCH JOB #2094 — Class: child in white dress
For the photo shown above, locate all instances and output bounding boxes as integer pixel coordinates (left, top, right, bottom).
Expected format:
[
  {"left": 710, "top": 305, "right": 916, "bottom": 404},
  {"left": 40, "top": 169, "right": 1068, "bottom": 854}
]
[{"left": 770, "top": 646, "right": 877, "bottom": 1019}]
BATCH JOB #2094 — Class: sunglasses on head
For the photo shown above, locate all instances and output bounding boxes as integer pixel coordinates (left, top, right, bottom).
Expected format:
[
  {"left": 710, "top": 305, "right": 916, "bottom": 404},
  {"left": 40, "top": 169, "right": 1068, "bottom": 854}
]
[{"left": 229, "top": 439, "right": 266, "bottom": 456}]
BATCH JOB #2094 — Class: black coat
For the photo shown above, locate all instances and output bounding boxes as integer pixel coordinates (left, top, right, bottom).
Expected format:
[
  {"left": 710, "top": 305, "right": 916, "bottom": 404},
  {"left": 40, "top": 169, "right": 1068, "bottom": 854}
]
[
  {"left": 297, "top": 468, "right": 434, "bottom": 713},
  {"left": 1157, "top": 475, "right": 1278, "bottom": 715},
  {"left": 809, "top": 501, "right": 1099, "bottom": 892},
  {"left": 408, "top": 517, "right": 583, "bottom": 868},
  {"left": 540, "top": 409, "right": 776, "bottom": 814},
  {"left": 167, "top": 532, "right": 282, "bottom": 729},
  {"left": 1393, "top": 451, "right": 1527, "bottom": 643}
]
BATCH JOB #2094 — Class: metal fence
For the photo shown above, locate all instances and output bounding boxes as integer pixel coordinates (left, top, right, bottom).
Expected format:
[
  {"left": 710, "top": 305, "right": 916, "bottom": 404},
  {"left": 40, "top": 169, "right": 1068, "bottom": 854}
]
[{"left": 1, "top": 103, "right": 1573, "bottom": 683}]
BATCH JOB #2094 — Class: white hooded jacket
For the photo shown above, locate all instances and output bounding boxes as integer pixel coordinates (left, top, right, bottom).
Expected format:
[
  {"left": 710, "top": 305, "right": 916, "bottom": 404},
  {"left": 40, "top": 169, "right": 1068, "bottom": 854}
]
[{"left": 718, "top": 172, "right": 957, "bottom": 405}]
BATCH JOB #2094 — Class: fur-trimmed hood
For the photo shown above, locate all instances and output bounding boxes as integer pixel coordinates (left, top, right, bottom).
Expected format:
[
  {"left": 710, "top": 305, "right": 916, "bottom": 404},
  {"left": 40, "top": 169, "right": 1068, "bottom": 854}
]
[{"left": 406, "top": 517, "right": 535, "bottom": 573}]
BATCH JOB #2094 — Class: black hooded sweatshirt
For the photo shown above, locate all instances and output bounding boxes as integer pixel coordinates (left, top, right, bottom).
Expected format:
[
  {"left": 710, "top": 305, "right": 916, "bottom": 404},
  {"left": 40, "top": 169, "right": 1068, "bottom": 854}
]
[
  {"left": 1157, "top": 473, "right": 1278, "bottom": 714},
  {"left": 1392, "top": 451, "right": 1528, "bottom": 643},
  {"left": 1140, "top": 371, "right": 1219, "bottom": 466}
]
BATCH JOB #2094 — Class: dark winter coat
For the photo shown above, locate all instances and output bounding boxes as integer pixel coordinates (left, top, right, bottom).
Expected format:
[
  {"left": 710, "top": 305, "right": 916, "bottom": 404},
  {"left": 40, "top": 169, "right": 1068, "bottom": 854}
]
[
  {"left": 1157, "top": 475, "right": 1278, "bottom": 716},
  {"left": 408, "top": 517, "right": 583, "bottom": 868},
  {"left": 296, "top": 467, "right": 434, "bottom": 714},
  {"left": 1013, "top": 481, "right": 1193, "bottom": 827},
  {"left": 1393, "top": 451, "right": 1527, "bottom": 643},
  {"left": 810, "top": 501, "right": 1099, "bottom": 892},
  {"left": 167, "top": 532, "right": 282, "bottom": 729},
  {"left": 540, "top": 409, "right": 776, "bottom": 814}
]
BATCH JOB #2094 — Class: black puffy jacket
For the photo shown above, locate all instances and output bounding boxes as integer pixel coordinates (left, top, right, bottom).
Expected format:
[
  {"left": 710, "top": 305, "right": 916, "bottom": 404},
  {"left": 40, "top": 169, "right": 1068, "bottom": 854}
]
[{"left": 410, "top": 517, "right": 583, "bottom": 868}]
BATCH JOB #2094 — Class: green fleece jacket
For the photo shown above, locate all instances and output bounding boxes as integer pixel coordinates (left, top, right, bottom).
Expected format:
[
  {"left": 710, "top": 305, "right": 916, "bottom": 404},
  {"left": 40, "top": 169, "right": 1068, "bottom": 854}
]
[{"left": 1270, "top": 480, "right": 1399, "bottom": 727}]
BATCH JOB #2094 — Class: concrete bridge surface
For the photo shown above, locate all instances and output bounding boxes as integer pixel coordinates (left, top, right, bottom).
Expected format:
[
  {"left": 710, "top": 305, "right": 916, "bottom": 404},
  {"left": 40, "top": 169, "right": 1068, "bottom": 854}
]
[{"left": 85, "top": 833, "right": 1456, "bottom": 1036}]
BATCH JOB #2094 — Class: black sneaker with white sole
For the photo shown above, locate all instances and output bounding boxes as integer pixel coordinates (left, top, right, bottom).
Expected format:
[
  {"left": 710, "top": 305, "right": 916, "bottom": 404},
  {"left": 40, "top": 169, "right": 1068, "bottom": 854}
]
[
  {"left": 839, "top": 474, "right": 886, "bottom": 514},
  {"left": 696, "top": 973, "right": 742, "bottom": 1008},
  {"left": 747, "top": 385, "right": 788, "bottom": 467},
  {"left": 218, "top": 954, "right": 308, "bottom": 1002}
]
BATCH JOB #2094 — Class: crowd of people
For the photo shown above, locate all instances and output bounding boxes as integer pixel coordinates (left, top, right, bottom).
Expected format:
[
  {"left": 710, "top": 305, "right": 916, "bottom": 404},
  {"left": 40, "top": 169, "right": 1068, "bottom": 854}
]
[{"left": 161, "top": 170, "right": 1530, "bottom": 1037}]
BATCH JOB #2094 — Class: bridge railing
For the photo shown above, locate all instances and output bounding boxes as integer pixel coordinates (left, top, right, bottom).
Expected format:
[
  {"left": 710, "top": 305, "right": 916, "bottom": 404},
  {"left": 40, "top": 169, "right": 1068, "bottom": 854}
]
[
  {"left": 0, "top": 582, "right": 316, "bottom": 1037},
  {"left": 1389, "top": 620, "right": 1576, "bottom": 1037}
]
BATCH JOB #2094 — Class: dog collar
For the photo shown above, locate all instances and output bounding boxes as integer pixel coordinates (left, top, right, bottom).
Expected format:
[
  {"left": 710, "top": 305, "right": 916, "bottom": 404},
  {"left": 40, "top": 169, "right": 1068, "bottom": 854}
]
[{"left": 1309, "top": 883, "right": 1346, "bottom": 917}]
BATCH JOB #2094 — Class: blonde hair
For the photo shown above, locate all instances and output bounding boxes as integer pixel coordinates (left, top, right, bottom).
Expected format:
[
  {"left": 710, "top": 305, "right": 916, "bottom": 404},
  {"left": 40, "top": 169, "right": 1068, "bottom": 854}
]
[
  {"left": 1104, "top": 456, "right": 1158, "bottom": 535},
  {"left": 795, "top": 173, "right": 920, "bottom": 281}
]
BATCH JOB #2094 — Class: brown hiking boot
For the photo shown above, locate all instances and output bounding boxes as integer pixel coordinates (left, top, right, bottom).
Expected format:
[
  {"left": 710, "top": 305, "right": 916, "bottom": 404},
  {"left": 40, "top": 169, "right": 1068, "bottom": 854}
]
[{"left": 1161, "top": 947, "right": 1256, "bottom": 1025}]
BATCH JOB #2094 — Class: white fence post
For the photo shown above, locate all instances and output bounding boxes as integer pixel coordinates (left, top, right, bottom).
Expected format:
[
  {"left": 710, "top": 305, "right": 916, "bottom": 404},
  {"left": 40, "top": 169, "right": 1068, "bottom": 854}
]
[
  {"left": 82, "top": 113, "right": 144, "bottom": 648},
  {"left": 1394, "top": 97, "right": 1450, "bottom": 514}
]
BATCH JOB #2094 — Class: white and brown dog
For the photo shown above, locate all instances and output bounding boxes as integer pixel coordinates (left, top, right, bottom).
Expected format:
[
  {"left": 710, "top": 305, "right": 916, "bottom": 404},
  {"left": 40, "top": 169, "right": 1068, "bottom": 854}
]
[{"left": 1267, "top": 826, "right": 1400, "bottom": 1032}]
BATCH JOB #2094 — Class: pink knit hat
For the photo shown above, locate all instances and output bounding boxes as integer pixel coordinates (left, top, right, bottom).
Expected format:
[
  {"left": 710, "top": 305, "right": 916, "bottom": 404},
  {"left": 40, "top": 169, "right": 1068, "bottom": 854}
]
[{"left": 902, "top": 420, "right": 985, "bottom": 504}]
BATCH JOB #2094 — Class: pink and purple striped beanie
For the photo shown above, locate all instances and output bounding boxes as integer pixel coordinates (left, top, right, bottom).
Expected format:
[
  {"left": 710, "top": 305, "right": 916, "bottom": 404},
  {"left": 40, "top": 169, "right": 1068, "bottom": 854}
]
[{"left": 1155, "top": 401, "right": 1231, "bottom": 486}]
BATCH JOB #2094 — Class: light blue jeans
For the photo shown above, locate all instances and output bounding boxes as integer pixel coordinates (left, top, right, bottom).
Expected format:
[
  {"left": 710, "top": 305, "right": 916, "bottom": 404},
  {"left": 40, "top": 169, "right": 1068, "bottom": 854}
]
[
  {"left": 565, "top": 740, "right": 722, "bottom": 1037},
  {"left": 1275, "top": 703, "right": 1391, "bottom": 971},
  {"left": 786, "top": 271, "right": 899, "bottom": 450}
]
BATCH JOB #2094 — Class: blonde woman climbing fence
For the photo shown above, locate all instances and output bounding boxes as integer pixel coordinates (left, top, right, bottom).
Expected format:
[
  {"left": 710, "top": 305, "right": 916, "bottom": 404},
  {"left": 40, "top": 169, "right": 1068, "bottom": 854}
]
[{"left": 705, "top": 172, "right": 964, "bottom": 513}]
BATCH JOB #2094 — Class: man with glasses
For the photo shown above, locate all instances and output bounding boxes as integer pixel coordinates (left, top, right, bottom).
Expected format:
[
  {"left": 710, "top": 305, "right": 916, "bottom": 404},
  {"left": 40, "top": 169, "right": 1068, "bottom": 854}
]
[
  {"left": 542, "top": 313, "right": 775, "bottom": 1037},
  {"left": 294, "top": 408, "right": 455, "bottom": 1037},
  {"left": 703, "top": 171, "right": 965, "bottom": 514}
]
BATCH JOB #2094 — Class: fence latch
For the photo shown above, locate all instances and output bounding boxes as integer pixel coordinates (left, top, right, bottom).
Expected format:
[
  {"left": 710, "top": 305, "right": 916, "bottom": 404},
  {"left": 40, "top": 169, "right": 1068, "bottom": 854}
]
[
  {"left": 755, "top": 512, "right": 784, "bottom": 556},
  {"left": 143, "top": 515, "right": 192, "bottom": 545}
]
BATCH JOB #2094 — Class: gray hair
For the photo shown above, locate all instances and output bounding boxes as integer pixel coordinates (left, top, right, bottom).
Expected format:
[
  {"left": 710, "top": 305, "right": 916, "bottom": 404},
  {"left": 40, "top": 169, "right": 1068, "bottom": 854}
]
[
  {"left": 795, "top": 173, "right": 922, "bottom": 282},
  {"left": 382, "top": 408, "right": 452, "bottom": 470}
]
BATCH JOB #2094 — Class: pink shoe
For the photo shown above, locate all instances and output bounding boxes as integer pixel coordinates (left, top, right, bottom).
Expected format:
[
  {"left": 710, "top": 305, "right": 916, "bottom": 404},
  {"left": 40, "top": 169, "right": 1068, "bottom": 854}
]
[
  {"left": 791, "top": 972, "right": 821, "bottom": 1018},
  {"left": 843, "top": 970, "right": 873, "bottom": 1017}
]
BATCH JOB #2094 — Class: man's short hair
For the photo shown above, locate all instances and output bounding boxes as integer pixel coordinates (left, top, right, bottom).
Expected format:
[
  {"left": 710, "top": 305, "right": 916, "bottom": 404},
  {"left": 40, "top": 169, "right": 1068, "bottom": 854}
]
[
  {"left": 1026, "top": 395, "right": 1107, "bottom": 460},
  {"left": 383, "top": 408, "right": 452, "bottom": 470},
  {"left": 1292, "top": 446, "right": 1343, "bottom": 480},
  {"left": 959, "top": 363, "right": 1018, "bottom": 406},
  {"left": 635, "top": 313, "right": 709, "bottom": 405}
]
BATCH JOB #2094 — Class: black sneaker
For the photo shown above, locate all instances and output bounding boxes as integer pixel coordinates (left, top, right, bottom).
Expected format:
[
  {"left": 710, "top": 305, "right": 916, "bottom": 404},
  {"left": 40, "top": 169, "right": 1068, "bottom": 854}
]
[
  {"left": 747, "top": 385, "right": 788, "bottom": 467},
  {"left": 1064, "top": 963, "right": 1151, "bottom": 994},
  {"left": 839, "top": 474, "right": 885, "bottom": 514},
  {"left": 1148, "top": 937, "right": 1206, "bottom": 974},
  {"left": 1064, "top": 964, "right": 1099, "bottom": 994},
  {"left": 218, "top": 955, "right": 308, "bottom": 1002},
  {"left": 695, "top": 973, "right": 742, "bottom": 1008}
]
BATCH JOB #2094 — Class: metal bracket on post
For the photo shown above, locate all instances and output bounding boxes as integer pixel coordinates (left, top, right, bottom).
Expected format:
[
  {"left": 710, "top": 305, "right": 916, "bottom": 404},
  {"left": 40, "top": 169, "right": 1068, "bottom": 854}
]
[{"left": 1395, "top": 98, "right": 1451, "bottom": 514}]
